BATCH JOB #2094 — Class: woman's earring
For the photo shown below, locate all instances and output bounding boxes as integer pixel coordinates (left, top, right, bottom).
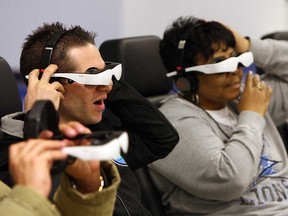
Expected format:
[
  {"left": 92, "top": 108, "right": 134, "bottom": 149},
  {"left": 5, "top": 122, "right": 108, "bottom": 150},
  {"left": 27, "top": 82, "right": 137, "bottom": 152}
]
[{"left": 191, "top": 93, "right": 199, "bottom": 105}]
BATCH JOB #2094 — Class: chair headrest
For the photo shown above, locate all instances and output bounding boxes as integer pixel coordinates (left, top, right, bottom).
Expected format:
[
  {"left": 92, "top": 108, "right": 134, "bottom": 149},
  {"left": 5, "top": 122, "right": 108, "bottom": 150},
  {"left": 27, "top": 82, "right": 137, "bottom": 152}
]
[
  {"left": 99, "top": 35, "right": 172, "bottom": 97},
  {"left": 261, "top": 31, "right": 288, "bottom": 41},
  {"left": 0, "top": 57, "right": 22, "bottom": 120}
]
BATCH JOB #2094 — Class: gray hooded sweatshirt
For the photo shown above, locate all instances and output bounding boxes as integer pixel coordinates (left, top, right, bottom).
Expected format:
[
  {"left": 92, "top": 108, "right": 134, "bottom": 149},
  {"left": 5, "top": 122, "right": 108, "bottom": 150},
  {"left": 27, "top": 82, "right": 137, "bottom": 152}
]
[{"left": 149, "top": 38, "right": 288, "bottom": 215}]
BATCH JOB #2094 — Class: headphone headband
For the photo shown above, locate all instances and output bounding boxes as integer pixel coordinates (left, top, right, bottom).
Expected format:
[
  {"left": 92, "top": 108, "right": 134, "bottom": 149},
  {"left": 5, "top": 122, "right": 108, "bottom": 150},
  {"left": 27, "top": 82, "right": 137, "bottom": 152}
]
[
  {"left": 174, "top": 24, "right": 202, "bottom": 94},
  {"left": 175, "top": 21, "right": 204, "bottom": 76},
  {"left": 40, "top": 30, "right": 66, "bottom": 71},
  {"left": 176, "top": 32, "right": 191, "bottom": 76}
]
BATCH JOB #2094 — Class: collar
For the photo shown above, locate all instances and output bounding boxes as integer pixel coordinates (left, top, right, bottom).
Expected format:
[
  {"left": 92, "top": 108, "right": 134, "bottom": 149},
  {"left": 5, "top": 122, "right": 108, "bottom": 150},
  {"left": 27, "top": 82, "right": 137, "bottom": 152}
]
[{"left": 1, "top": 112, "right": 24, "bottom": 138}]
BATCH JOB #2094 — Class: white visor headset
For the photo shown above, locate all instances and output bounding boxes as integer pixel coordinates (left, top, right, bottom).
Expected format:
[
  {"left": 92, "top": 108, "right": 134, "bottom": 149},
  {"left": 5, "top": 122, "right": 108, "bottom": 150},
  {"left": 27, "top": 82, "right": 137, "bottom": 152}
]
[
  {"left": 62, "top": 131, "right": 129, "bottom": 161},
  {"left": 167, "top": 52, "right": 254, "bottom": 77},
  {"left": 26, "top": 62, "right": 122, "bottom": 85}
]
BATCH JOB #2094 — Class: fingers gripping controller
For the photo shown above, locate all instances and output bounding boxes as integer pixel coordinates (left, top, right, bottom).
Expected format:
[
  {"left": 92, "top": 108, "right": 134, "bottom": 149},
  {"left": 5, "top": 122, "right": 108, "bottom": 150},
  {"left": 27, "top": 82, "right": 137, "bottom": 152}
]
[{"left": 23, "top": 100, "right": 129, "bottom": 174}]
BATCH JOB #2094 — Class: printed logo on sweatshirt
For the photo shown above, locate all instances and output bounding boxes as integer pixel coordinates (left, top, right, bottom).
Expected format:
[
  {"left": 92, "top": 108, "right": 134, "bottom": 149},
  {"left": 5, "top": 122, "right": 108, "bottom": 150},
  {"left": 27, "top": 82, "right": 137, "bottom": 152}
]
[
  {"left": 240, "top": 154, "right": 284, "bottom": 206},
  {"left": 240, "top": 178, "right": 288, "bottom": 206},
  {"left": 113, "top": 155, "right": 128, "bottom": 167},
  {"left": 259, "top": 154, "right": 279, "bottom": 176}
]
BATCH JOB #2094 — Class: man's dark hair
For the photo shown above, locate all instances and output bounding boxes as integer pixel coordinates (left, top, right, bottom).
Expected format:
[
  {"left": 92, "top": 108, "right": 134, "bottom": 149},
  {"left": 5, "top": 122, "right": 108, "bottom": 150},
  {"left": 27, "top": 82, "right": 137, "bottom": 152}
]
[
  {"left": 159, "top": 16, "right": 236, "bottom": 72},
  {"left": 20, "top": 22, "right": 97, "bottom": 84}
]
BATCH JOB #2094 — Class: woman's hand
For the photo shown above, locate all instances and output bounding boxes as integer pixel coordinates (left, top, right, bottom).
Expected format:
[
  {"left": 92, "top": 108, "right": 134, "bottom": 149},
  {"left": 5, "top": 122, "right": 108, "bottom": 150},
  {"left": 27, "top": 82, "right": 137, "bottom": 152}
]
[
  {"left": 238, "top": 72, "right": 272, "bottom": 116},
  {"left": 221, "top": 22, "right": 250, "bottom": 53}
]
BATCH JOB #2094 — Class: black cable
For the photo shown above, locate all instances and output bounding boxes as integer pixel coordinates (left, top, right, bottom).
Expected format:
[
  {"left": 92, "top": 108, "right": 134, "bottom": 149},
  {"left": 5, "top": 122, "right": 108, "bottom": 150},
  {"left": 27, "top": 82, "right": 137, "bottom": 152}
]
[
  {"left": 178, "top": 92, "right": 231, "bottom": 139},
  {"left": 200, "top": 107, "right": 231, "bottom": 140}
]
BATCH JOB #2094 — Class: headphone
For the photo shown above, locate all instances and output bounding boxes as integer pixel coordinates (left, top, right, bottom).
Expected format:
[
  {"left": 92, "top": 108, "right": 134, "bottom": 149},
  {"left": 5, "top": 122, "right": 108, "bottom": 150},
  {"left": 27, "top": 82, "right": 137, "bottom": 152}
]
[
  {"left": 38, "top": 30, "right": 75, "bottom": 84},
  {"left": 40, "top": 30, "right": 66, "bottom": 73},
  {"left": 174, "top": 29, "right": 199, "bottom": 94}
]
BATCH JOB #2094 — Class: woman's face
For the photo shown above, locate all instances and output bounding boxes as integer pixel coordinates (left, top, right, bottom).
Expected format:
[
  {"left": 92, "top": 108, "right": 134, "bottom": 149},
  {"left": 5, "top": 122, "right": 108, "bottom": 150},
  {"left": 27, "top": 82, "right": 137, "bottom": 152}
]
[{"left": 196, "top": 44, "right": 243, "bottom": 110}]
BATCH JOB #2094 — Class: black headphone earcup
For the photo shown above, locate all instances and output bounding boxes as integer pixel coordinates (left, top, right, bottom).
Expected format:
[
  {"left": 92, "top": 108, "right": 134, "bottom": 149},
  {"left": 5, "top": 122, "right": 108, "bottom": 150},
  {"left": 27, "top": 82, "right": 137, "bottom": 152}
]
[
  {"left": 175, "top": 77, "right": 191, "bottom": 92},
  {"left": 175, "top": 74, "right": 198, "bottom": 93}
]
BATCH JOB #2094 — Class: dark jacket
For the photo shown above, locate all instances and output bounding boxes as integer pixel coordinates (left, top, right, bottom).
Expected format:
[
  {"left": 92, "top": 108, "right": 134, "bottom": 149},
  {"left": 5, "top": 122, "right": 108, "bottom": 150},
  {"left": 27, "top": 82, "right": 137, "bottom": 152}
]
[
  {"left": 0, "top": 80, "right": 179, "bottom": 216},
  {"left": 90, "top": 80, "right": 179, "bottom": 215}
]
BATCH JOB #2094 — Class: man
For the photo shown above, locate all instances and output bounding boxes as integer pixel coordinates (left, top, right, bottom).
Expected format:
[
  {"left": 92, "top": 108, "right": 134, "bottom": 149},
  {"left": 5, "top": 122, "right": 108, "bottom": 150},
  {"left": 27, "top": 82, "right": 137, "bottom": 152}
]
[
  {"left": 1, "top": 22, "right": 179, "bottom": 215},
  {"left": 0, "top": 121, "right": 120, "bottom": 216}
]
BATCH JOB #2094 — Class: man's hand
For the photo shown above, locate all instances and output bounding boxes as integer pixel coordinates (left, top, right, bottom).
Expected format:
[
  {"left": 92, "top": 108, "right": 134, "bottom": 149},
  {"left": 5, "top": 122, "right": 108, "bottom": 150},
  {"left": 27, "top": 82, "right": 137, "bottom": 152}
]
[
  {"left": 60, "top": 122, "right": 102, "bottom": 194},
  {"left": 24, "top": 64, "right": 65, "bottom": 111},
  {"left": 9, "top": 139, "right": 68, "bottom": 197},
  {"left": 41, "top": 121, "right": 102, "bottom": 194}
]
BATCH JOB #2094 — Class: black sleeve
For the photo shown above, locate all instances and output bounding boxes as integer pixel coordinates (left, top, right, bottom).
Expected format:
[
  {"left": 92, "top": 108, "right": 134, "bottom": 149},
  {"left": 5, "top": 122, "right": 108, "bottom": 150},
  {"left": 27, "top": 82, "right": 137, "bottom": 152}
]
[
  {"left": 0, "top": 132, "right": 22, "bottom": 187},
  {"left": 104, "top": 80, "right": 179, "bottom": 171}
]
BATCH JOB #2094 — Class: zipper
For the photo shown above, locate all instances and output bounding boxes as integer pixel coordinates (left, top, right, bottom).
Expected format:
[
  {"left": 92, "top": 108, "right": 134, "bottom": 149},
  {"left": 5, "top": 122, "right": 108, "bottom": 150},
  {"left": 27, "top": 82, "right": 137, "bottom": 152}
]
[{"left": 116, "top": 193, "right": 131, "bottom": 216}]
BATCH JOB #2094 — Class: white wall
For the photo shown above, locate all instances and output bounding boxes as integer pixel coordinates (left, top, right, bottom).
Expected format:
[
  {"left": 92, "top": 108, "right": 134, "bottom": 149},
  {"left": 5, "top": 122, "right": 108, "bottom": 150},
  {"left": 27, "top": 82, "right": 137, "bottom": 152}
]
[
  {"left": 122, "top": 0, "right": 288, "bottom": 37},
  {"left": 0, "top": 0, "right": 123, "bottom": 71},
  {"left": 1, "top": 0, "right": 287, "bottom": 71}
]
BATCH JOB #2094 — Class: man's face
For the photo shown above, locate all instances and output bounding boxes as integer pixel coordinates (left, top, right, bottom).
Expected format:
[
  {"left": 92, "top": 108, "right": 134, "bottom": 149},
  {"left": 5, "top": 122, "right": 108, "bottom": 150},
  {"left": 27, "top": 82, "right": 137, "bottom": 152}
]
[{"left": 58, "top": 43, "right": 112, "bottom": 125}]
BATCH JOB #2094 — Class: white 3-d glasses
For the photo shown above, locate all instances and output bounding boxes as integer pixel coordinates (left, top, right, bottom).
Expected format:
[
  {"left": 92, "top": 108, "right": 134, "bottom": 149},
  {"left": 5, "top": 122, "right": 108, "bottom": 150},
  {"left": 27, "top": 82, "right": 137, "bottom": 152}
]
[
  {"left": 26, "top": 62, "right": 122, "bottom": 85},
  {"left": 167, "top": 52, "right": 254, "bottom": 77},
  {"left": 62, "top": 131, "right": 129, "bottom": 161}
]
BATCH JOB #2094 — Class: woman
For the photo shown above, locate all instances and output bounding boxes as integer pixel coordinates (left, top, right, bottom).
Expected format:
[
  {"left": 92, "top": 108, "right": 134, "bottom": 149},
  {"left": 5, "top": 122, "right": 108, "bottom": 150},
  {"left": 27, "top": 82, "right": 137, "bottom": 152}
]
[{"left": 149, "top": 16, "right": 288, "bottom": 215}]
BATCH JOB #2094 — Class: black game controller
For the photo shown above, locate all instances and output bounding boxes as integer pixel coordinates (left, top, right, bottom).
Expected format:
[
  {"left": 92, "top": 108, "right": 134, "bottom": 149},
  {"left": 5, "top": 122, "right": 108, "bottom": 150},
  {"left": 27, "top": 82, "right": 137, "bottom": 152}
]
[
  {"left": 23, "top": 100, "right": 128, "bottom": 173},
  {"left": 23, "top": 100, "right": 70, "bottom": 175},
  {"left": 24, "top": 100, "right": 60, "bottom": 140}
]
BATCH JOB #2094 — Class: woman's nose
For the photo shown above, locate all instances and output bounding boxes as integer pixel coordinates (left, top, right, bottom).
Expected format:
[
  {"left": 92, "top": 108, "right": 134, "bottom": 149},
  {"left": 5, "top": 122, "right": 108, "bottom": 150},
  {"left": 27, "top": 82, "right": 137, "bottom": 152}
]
[{"left": 229, "top": 67, "right": 242, "bottom": 76}]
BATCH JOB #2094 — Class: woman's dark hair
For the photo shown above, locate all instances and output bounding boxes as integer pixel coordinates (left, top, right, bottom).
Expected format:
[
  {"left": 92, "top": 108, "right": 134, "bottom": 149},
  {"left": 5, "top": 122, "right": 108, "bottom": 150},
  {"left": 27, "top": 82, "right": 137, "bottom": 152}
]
[{"left": 159, "top": 16, "right": 236, "bottom": 72}]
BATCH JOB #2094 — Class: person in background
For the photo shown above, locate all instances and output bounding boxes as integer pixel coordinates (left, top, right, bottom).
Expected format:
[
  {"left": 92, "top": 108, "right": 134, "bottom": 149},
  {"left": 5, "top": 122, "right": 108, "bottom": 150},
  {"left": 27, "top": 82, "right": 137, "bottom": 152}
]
[
  {"left": 148, "top": 16, "right": 288, "bottom": 215},
  {"left": 0, "top": 121, "right": 120, "bottom": 216},
  {"left": 1, "top": 22, "right": 179, "bottom": 215}
]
